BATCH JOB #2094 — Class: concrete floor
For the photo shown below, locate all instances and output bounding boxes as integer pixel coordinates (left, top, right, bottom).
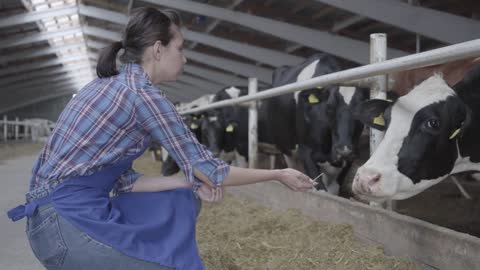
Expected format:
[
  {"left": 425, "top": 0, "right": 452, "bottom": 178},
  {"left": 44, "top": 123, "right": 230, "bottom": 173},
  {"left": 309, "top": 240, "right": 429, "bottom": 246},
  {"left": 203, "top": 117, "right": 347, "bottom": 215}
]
[{"left": 0, "top": 155, "right": 44, "bottom": 270}]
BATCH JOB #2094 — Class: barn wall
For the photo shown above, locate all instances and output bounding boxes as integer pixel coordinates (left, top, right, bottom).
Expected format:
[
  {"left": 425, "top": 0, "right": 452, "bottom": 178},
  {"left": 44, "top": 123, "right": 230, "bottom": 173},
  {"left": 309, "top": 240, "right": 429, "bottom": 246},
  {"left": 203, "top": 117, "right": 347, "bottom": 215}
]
[{"left": 4, "top": 95, "right": 72, "bottom": 122}]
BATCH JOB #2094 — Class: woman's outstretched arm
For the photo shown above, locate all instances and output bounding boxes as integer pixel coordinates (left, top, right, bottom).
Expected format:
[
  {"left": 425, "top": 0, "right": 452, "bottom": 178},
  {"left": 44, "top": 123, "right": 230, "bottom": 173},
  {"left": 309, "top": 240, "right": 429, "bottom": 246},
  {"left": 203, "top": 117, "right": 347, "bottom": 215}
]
[
  {"left": 194, "top": 166, "right": 314, "bottom": 192},
  {"left": 131, "top": 175, "right": 192, "bottom": 192},
  {"left": 131, "top": 166, "right": 314, "bottom": 193}
]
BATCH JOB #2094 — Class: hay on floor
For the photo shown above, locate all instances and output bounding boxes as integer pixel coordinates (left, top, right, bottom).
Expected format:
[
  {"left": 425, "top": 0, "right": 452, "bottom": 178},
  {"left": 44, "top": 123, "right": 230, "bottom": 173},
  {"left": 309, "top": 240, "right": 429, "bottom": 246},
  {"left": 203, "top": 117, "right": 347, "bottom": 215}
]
[{"left": 134, "top": 154, "right": 419, "bottom": 270}]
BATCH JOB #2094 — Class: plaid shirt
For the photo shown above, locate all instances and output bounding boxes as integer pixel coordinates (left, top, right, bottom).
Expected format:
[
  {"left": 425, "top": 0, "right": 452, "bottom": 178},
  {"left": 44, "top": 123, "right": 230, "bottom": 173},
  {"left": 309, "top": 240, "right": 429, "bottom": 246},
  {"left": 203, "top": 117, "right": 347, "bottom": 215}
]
[{"left": 26, "top": 63, "right": 229, "bottom": 202}]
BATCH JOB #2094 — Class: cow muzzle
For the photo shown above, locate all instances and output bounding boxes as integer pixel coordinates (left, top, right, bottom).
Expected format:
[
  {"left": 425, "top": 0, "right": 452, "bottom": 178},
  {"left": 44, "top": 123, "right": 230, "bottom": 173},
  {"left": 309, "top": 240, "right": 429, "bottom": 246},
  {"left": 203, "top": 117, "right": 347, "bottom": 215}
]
[
  {"left": 352, "top": 169, "right": 382, "bottom": 196},
  {"left": 333, "top": 146, "right": 354, "bottom": 162}
]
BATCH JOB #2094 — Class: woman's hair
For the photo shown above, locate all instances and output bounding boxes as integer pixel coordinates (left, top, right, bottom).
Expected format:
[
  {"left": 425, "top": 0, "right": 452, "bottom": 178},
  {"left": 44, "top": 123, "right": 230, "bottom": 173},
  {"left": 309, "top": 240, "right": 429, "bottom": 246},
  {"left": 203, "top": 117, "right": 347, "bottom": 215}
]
[{"left": 96, "top": 7, "right": 182, "bottom": 78}]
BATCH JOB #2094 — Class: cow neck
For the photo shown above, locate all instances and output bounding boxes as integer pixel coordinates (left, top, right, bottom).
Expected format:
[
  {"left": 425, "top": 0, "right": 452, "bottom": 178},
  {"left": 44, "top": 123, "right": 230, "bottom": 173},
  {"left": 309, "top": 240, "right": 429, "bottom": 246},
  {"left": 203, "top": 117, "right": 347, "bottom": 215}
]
[{"left": 455, "top": 65, "right": 480, "bottom": 164}]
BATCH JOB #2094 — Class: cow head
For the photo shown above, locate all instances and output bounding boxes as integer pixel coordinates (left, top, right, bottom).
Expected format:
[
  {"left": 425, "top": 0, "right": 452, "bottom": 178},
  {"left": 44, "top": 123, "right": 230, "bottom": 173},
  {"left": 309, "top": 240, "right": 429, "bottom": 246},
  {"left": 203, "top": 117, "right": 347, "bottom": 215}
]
[
  {"left": 183, "top": 114, "right": 202, "bottom": 140},
  {"left": 326, "top": 87, "right": 369, "bottom": 163},
  {"left": 352, "top": 75, "right": 471, "bottom": 201},
  {"left": 298, "top": 88, "right": 333, "bottom": 157},
  {"left": 200, "top": 86, "right": 248, "bottom": 157},
  {"left": 200, "top": 109, "right": 224, "bottom": 157}
]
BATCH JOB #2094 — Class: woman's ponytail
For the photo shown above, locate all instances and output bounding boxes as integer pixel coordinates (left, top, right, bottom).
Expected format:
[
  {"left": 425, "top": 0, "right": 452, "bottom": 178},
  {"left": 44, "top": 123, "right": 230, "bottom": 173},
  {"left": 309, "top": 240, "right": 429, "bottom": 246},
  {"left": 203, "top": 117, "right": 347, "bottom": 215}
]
[
  {"left": 95, "top": 8, "right": 182, "bottom": 78},
  {"left": 96, "top": 41, "right": 123, "bottom": 78}
]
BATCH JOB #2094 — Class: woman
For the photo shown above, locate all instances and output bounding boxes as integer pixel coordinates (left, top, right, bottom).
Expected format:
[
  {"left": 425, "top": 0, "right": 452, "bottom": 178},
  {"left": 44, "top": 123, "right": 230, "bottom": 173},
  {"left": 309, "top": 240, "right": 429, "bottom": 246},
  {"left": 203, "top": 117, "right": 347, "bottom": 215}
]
[{"left": 7, "top": 7, "right": 314, "bottom": 270}]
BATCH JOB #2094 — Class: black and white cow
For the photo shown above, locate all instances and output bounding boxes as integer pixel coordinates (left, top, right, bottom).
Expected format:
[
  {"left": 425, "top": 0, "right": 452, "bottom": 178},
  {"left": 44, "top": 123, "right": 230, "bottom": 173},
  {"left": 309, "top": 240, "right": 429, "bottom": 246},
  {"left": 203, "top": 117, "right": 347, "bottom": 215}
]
[
  {"left": 200, "top": 86, "right": 249, "bottom": 167},
  {"left": 269, "top": 53, "right": 368, "bottom": 195},
  {"left": 161, "top": 113, "right": 203, "bottom": 176},
  {"left": 352, "top": 64, "right": 480, "bottom": 201},
  {"left": 257, "top": 67, "right": 298, "bottom": 168},
  {"left": 297, "top": 86, "right": 368, "bottom": 195}
]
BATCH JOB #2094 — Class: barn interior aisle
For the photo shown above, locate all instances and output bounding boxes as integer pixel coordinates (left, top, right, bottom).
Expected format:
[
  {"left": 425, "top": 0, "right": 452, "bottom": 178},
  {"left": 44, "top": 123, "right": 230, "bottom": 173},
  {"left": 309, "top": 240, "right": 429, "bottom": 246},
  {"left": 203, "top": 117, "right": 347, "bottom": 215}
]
[
  {"left": 0, "top": 144, "right": 45, "bottom": 270},
  {"left": 1, "top": 0, "right": 480, "bottom": 269}
]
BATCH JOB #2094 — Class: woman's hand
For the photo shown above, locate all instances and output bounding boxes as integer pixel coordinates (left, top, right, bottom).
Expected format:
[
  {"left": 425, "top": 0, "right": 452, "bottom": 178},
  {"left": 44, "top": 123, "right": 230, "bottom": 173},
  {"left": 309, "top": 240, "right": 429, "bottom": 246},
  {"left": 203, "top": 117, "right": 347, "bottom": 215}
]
[
  {"left": 196, "top": 183, "right": 224, "bottom": 203},
  {"left": 276, "top": 168, "right": 315, "bottom": 192}
]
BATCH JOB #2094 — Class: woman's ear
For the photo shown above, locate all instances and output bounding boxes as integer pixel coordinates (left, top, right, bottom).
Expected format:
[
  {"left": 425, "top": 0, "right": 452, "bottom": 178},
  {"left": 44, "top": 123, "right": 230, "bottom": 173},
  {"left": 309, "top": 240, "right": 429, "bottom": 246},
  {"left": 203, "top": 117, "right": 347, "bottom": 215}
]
[{"left": 152, "top": 40, "right": 165, "bottom": 61}]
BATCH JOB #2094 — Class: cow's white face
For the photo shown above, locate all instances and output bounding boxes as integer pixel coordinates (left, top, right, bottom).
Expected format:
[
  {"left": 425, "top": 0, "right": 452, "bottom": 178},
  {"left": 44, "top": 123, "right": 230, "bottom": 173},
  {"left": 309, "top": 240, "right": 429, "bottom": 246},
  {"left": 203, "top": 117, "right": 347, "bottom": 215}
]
[
  {"left": 352, "top": 75, "right": 470, "bottom": 201},
  {"left": 225, "top": 86, "right": 242, "bottom": 99}
]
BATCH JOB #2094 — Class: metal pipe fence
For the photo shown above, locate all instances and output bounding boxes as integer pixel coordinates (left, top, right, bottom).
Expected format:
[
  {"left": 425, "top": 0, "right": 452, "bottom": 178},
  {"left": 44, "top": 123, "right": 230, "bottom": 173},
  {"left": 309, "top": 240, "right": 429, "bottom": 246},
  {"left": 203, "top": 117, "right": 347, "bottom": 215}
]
[{"left": 179, "top": 38, "right": 480, "bottom": 115}]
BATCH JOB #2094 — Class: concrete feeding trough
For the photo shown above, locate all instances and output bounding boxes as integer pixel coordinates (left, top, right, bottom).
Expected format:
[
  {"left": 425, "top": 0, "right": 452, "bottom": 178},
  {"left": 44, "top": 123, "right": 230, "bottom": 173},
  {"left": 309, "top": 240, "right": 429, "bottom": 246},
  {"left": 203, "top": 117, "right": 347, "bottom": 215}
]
[{"left": 228, "top": 181, "right": 480, "bottom": 270}]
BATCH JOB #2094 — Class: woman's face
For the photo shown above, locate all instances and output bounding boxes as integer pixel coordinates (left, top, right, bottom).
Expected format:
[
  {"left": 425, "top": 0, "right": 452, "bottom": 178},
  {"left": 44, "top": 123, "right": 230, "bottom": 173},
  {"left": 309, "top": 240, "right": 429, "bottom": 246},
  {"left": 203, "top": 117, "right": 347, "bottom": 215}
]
[{"left": 156, "top": 25, "right": 187, "bottom": 82}]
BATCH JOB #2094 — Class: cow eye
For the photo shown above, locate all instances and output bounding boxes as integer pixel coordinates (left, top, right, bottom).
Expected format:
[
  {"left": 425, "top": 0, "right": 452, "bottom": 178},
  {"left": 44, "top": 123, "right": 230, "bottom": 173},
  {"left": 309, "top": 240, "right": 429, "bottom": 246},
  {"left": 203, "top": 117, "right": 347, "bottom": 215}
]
[{"left": 426, "top": 119, "right": 441, "bottom": 129}]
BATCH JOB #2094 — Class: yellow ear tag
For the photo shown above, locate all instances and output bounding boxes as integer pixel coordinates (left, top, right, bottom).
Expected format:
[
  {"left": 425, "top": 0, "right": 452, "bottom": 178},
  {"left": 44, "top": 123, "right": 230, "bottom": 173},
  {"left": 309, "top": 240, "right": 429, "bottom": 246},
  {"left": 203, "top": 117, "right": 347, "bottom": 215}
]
[
  {"left": 373, "top": 114, "right": 385, "bottom": 126},
  {"left": 193, "top": 116, "right": 198, "bottom": 120},
  {"left": 449, "top": 128, "right": 461, "bottom": 140},
  {"left": 226, "top": 124, "right": 234, "bottom": 133},
  {"left": 308, "top": 94, "right": 319, "bottom": 104},
  {"left": 316, "top": 86, "right": 323, "bottom": 89},
  {"left": 190, "top": 123, "right": 199, "bottom": 130}
]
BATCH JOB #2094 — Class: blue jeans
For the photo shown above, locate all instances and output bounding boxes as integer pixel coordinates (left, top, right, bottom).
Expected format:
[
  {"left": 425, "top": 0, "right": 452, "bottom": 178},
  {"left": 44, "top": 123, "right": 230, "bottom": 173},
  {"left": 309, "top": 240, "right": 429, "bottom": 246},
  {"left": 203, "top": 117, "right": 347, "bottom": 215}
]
[{"left": 26, "top": 199, "right": 202, "bottom": 270}]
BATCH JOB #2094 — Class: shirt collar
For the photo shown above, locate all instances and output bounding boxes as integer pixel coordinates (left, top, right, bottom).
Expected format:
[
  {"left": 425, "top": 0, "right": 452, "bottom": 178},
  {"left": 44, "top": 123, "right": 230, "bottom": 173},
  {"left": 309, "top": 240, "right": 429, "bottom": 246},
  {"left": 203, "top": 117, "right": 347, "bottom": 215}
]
[
  {"left": 121, "top": 63, "right": 166, "bottom": 97},
  {"left": 122, "top": 62, "right": 151, "bottom": 83}
]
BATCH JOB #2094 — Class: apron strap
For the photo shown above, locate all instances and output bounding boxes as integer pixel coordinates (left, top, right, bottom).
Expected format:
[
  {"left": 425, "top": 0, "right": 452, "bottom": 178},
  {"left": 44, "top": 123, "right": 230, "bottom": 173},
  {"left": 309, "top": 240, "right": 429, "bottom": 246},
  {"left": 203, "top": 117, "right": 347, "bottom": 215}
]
[
  {"left": 8, "top": 150, "right": 144, "bottom": 222},
  {"left": 7, "top": 196, "right": 51, "bottom": 222}
]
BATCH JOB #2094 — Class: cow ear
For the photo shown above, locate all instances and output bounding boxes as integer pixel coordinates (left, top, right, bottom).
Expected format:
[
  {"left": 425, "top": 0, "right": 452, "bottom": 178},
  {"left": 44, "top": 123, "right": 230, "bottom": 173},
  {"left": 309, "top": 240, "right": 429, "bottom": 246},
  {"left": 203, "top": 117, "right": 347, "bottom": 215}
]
[
  {"left": 453, "top": 64, "right": 480, "bottom": 94},
  {"left": 353, "top": 99, "right": 392, "bottom": 131},
  {"left": 455, "top": 104, "right": 473, "bottom": 139},
  {"left": 386, "top": 91, "right": 400, "bottom": 102}
]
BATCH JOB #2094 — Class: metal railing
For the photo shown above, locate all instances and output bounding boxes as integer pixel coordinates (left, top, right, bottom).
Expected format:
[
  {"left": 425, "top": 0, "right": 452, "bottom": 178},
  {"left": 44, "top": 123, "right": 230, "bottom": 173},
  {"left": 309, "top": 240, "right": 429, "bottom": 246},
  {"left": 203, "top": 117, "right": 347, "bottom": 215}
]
[
  {"left": 179, "top": 38, "right": 480, "bottom": 115},
  {"left": 1, "top": 115, "right": 55, "bottom": 142},
  {"left": 176, "top": 36, "right": 480, "bottom": 208}
]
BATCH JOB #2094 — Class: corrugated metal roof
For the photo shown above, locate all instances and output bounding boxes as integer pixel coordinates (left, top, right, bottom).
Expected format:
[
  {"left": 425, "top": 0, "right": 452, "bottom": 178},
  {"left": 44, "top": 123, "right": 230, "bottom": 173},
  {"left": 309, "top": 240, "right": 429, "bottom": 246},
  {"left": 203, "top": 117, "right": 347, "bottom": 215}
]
[{"left": 0, "top": 0, "right": 478, "bottom": 112}]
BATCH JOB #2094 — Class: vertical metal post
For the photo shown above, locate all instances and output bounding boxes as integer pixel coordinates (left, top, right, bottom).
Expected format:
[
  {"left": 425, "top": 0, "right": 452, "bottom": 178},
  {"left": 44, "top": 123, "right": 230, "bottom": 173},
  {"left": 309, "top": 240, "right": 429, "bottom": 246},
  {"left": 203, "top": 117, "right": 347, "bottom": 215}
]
[
  {"left": 28, "top": 121, "right": 33, "bottom": 141},
  {"left": 370, "top": 33, "right": 395, "bottom": 211},
  {"left": 369, "top": 33, "right": 388, "bottom": 155},
  {"left": 24, "top": 120, "right": 29, "bottom": 141},
  {"left": 416, "top": 35, "right": 421, "bottom": 53},
  {"left": 408, "top": 0, "right": 421, "bottom": 53},
  {"left": 15, "top": 117, "right": 19, "bottom": 140},
  {"left": 269, "top": 155, "right": 276, "bottom": 170},
  {"left": 32, "top": 121, "right": 38, "bottom": 142},
  {"left": 248, "top": 78, "right": 258, "bottom": 169},
  {"left": 3, "top": 115, "right": 7, "bottom": 142}
]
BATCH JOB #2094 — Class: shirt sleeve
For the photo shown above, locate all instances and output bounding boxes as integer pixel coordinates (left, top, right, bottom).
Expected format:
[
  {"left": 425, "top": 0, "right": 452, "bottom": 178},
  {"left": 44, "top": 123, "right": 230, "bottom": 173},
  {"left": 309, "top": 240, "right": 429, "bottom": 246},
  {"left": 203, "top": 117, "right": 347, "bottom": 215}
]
[
  {"left": 112, "top": 167, "right": 143, "bottom": 195},
  {"left": 135, "top": 85, "right": 230, "bottom": 187}
]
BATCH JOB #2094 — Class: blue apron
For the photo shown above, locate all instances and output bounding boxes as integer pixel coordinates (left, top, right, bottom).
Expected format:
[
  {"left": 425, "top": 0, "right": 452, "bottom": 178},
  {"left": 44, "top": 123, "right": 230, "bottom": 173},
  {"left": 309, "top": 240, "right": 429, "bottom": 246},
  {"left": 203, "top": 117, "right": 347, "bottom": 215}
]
[{"left": 7, "top": 153, "right": 204, "bottom": 270}]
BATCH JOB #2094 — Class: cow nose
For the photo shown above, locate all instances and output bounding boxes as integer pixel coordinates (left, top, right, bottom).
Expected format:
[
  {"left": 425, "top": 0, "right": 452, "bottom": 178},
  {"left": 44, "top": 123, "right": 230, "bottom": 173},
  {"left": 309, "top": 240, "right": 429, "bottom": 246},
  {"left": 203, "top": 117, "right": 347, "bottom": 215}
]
[
  {"left": 353, "top": 170, "right": 382, "bottom": 195},
  {"left": 335, "top": 146, "right": 353, "bottom": 160}
]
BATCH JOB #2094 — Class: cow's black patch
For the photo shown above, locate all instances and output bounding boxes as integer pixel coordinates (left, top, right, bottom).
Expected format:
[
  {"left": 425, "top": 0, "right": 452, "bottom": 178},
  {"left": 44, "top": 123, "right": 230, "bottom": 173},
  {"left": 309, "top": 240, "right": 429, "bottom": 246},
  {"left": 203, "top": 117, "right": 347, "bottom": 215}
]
[
  {"left": 397, "top": 96, "right": 469, "bottom": 183},
  {"left": 455, "top": 64, "right": 480, "bottom": 163}
]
